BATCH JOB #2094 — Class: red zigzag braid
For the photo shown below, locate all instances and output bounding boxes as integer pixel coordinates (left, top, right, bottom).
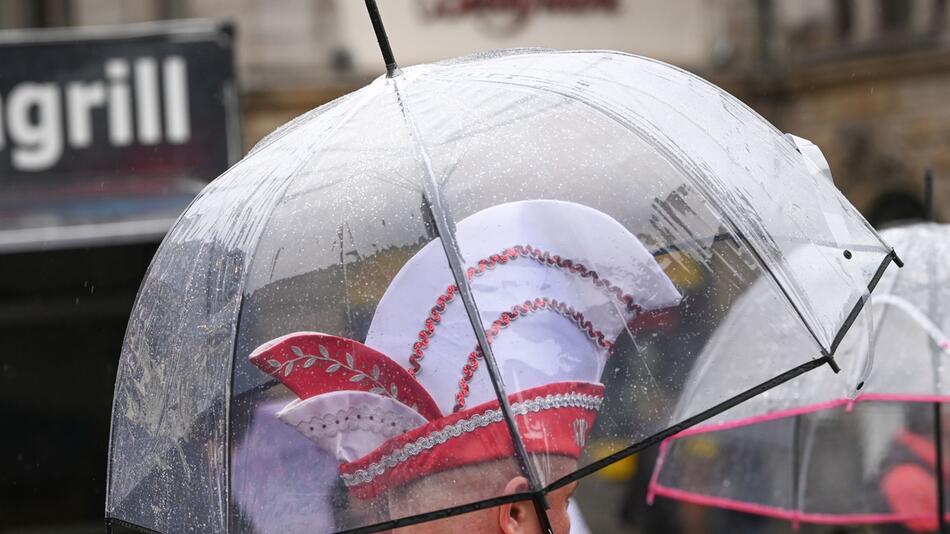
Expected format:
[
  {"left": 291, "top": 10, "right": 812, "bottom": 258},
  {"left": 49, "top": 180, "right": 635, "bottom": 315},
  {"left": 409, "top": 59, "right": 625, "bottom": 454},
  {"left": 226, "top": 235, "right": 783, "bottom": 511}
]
[
  {"left": 453, "top": 297, "right": 615, "bottom": 413},
  {"left": 407, "top": 245, "right": 642, "bottom": 377}
]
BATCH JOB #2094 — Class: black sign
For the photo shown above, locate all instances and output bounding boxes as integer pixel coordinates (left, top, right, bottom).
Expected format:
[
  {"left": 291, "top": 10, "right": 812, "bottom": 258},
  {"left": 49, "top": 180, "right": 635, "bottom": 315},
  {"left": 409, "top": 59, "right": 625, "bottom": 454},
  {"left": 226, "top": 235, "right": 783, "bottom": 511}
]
[{"left": 0, "top": 20, "right": 239, "bottom": 251}]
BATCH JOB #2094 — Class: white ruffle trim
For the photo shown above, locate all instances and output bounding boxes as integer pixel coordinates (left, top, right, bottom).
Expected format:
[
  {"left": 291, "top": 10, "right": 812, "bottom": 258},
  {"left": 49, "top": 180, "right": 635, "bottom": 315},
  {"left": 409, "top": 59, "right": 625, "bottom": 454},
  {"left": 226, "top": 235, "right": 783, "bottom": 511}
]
[{"left": 342, "top": 391, "right": 602, "bottom": 487}]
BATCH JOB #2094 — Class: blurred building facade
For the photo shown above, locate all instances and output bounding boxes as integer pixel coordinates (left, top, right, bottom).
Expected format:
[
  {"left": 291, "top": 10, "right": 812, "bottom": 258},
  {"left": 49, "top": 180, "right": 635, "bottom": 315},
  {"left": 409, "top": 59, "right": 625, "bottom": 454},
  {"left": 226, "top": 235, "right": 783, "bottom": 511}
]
[
  {"left": 5, "top": 0, "right": 944, "bottom": 221},
  {"left": 1, "top": 1, "right": 948, "bottom": 533},
  {"left": 719, "top": 0, "right": 950, "bottom": 225}
]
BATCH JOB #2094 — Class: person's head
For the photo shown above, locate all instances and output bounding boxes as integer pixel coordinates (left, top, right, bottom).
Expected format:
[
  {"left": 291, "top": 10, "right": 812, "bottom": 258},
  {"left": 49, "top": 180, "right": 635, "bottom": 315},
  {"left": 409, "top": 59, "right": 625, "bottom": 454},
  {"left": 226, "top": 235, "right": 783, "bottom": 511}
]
[
  {"left": 385, "top": 457, "right": 578, "bottom": 534},
  {"left": 247, "top": 201, "right": 681, "bottom": 532}
]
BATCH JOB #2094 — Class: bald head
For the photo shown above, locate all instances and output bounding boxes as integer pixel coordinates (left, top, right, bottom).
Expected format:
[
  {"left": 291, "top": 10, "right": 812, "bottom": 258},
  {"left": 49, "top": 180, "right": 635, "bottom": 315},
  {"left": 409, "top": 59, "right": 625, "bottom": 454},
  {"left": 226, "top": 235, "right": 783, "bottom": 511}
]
[{"left": 375, "top": 456, "right": 578, "bottom": 534}]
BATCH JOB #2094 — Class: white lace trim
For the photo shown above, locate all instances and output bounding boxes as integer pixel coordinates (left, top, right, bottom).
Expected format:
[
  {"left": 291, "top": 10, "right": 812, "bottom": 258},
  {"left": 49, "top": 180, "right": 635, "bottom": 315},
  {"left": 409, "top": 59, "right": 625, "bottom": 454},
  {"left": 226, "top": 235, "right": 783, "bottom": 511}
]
[
  {"left": 341, "top": 391, "right": 602, "bottom": 487},
  {"left": 292, "top": 405, "right": 420, "bottom": 440}
]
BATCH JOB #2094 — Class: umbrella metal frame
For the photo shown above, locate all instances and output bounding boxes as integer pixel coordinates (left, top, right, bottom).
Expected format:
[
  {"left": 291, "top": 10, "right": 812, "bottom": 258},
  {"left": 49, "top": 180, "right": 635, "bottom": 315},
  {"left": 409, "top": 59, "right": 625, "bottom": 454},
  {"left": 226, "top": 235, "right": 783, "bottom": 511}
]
[
  {"left": 649, "top": 172, "right": 946, "bottom": 532},
  {"left": 101, "top": 239, "right": 901, "bottom": 534},
  {"left": 103, "top": 4, "right": 906, "bottom": 531},
  {"left": 925, "top": 168, "right": 946, "bottom": 534},
  {"left": 103, "top": 242, "right": 900, "bottom": 533}
]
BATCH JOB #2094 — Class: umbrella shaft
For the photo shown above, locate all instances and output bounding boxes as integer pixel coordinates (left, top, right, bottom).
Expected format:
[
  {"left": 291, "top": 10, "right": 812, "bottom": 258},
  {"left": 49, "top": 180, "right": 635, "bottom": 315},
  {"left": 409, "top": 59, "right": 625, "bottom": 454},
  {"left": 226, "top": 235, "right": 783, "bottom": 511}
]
[
  {"left": 935, "top": 402, "right": 947, "bottom": 533},
  {"left": 364, "top": 0, "right": 398, "bottom": 77}
]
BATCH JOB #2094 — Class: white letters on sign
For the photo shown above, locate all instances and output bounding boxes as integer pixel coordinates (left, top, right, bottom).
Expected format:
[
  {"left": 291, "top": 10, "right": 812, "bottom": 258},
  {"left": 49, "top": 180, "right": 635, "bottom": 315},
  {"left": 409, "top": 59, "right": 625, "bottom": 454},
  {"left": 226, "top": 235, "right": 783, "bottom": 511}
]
[
  {"left": 8, "top": 82, "right": 62, "bottom": 171},
  {"left": 0, "top": 55, "right": 192, "bottom": 172}
]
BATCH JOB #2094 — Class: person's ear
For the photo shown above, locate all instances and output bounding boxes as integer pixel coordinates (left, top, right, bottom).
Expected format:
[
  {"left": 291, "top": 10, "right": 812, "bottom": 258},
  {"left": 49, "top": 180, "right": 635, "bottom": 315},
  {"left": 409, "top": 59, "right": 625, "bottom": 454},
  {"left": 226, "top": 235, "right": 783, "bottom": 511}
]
[{"left": 498, "top": 477, "right": 535, "bottom": 534}]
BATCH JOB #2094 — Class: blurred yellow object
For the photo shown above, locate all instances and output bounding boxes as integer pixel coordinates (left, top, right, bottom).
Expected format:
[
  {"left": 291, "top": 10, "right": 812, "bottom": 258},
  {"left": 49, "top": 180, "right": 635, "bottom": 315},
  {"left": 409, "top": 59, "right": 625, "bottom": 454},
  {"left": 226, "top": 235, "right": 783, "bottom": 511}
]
[
  {"left": 656, "top": 251, "right": 704, "bottom": 290},
  {"left": 684, "top": 437, "right": 719, "bottom": 459},
  {"left": 347, "top": 247, "right": 413, "bottom": 305},
  {"left": 589, "top": 440, "right": 639, "bottom": 482}
]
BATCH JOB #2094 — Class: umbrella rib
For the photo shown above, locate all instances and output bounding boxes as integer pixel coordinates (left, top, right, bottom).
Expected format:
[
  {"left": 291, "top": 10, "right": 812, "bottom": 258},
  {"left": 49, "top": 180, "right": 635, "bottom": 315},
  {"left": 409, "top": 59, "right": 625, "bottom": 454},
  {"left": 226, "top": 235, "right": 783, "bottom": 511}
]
[
  {"left": 870, "top": 294, "right": 950, "bottom": 351},
  {"left": 105, "top": 517, "right": 163, "bottom": 534},
  {"left": 791, "top": 414, "right": 802, "bottom": 527},
  {"left": 219, "top": 88, "right": 384, "bottom": 531},
  {"left": 223, "top": 93, "right": 386, "bottom": 531},
  {"left": 544, "top": 355, "right": 832, "bottom": 493},
  {"left": 388, "top": 77, "right": 554, "bottom": 526},
  {"left": 335, "top": 491, "right": 537, "bottom": 534},
  {"left": 828, "top": 249, "right": 901, "bottom": 358},
  {"left": 432, "top": 72, "right": 842, "bottom": 361},
  {"left": 924, "top": 186, "right": 947, "bottom": 534},
  {"left": 430, "top": 70, "right": 903, "bottom": 370}
]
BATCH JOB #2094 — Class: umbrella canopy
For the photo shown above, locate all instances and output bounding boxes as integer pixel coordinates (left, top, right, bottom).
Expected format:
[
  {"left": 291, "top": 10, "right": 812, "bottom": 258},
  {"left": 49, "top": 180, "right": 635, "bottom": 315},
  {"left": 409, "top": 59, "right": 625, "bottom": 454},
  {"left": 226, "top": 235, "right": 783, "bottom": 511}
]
[
  {"left": 650, "top": 223, "right": 948, "bottom": 529},
  {"left": 105, "top": 48, "right": 897, "bottom": 534}
]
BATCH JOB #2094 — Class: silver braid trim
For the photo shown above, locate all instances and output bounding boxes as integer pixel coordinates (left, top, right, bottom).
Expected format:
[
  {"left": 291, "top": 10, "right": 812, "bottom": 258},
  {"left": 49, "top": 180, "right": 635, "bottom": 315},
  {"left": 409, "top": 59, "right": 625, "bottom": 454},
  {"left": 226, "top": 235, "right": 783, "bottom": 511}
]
[{"left": 341, "top": 392, "right": 603, "bottom": 487}]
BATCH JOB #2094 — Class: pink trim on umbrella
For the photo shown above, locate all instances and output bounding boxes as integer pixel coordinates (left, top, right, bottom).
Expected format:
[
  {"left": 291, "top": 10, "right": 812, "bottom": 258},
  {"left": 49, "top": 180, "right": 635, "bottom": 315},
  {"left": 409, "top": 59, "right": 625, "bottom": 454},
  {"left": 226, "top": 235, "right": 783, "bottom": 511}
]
[
  {"left": 646, "top": 439, "right": 671, "bottom": 505},
  {"left": 648, "top": 393, "right": 950, "bottom": 526},
  {"left": 671, "top": 394, "right": 950, "bottom": 441},
  {"left": 649, "top": 484, "right": 950, "bottom": 526}
]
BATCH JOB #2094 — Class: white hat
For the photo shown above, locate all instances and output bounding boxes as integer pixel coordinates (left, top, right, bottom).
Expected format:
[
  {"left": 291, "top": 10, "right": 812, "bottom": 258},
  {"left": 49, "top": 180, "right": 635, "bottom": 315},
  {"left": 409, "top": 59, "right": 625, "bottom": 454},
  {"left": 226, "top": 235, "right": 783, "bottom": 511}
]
[{"left": 250, "top": 200, "right": 680, "bottom": 498}]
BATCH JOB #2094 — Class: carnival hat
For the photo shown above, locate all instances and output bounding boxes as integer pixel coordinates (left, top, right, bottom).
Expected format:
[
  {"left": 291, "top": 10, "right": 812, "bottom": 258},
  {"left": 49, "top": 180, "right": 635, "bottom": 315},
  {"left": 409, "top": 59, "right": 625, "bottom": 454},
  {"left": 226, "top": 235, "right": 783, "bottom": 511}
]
[{"left": 249, "top": 200, "right": 681, "bottom": 499}]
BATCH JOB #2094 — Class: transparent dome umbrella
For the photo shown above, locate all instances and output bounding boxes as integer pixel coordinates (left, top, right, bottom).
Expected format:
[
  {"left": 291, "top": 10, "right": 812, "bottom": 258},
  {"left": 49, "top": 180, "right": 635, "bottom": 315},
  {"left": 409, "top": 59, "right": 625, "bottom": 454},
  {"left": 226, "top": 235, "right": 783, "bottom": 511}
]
[
  {"left": 649, "top": 223, "right": 950, "bottom": 531},
  {"left": 104, "top": 6, "right": 899, "bottom": 533}
]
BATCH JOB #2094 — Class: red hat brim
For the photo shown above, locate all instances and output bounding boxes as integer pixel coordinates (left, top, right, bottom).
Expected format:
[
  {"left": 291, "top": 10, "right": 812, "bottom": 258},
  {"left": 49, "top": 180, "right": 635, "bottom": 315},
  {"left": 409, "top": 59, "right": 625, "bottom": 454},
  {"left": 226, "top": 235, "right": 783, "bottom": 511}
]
[{"left": 340, "top": 381, "right": 603, "bottom": 499}]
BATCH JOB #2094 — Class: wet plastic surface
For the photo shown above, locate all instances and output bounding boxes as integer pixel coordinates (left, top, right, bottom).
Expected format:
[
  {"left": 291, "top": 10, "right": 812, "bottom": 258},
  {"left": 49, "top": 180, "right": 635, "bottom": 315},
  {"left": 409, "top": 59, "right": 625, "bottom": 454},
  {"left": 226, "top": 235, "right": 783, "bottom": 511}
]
[
  {"left": 652, "top": 223, "right": 948, "bottom": 527},
  {"left": 106, "top": 49, "right": 894, "bottom": 533}
]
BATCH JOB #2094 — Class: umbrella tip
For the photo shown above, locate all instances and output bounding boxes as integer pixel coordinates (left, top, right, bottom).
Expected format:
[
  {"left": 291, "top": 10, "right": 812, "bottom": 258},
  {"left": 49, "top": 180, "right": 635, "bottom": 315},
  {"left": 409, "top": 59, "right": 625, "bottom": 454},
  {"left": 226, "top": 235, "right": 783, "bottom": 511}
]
[
  {"left": 825, "top": 356, "right": 841, "bottom": 373},
  {"left": 364, "top": 0, "right": 399, "bottom": 78},
  {"left": 892, "top": 250, "right": 905, "bottom": 268}
]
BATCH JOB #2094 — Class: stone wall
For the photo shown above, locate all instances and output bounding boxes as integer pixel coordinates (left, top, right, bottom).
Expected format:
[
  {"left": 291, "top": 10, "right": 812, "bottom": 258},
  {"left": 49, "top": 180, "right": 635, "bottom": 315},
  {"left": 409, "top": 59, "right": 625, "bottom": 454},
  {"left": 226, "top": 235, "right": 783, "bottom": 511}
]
[{"left": 719, "top": 47, "right": 950, "bottom": 225}]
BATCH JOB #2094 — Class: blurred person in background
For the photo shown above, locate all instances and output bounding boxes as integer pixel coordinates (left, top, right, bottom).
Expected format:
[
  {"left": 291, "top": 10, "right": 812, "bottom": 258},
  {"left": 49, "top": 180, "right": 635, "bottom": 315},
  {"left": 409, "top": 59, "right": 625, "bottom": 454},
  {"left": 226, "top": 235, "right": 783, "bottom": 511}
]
[{"left": 875, "top": 407, "right": 945, "bottom": 534}]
